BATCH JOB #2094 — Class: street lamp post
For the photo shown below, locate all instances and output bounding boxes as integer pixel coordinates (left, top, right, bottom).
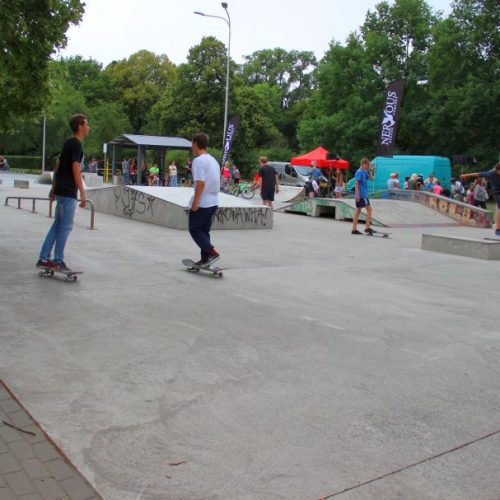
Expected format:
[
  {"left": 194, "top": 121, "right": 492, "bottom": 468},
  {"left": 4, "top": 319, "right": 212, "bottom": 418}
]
[{"left": 194, "top": 3, "right": 231, "bottom": 152}]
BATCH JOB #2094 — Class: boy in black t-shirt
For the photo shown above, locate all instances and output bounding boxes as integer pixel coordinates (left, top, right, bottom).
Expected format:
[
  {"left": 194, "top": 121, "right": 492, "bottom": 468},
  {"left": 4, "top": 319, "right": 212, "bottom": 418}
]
[
  {"left": 257, "top": 156, "right": 280, "bottom": 209},
  {"left": 37, "top": 114, "right": 90, "bottom": 271}
]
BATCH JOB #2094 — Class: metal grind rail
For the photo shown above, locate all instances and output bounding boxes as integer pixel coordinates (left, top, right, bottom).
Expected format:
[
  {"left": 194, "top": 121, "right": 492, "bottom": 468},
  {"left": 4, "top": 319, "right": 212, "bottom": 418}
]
[{"left": 4, "top": 196, "right": 97, "bottom": 230}]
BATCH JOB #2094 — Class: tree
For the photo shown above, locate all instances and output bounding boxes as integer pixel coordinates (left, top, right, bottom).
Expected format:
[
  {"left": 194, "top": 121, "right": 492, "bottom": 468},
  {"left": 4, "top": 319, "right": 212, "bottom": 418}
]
[
  {"left": 427, "top": 0, "right": 499, "bottom": 165},
  {"left": 104, "top": 50, "right": 176, "bottom": 133},
  {"left": 297, "top": 35, "right": 380, "bottom": 161},
  {"left": 151, "top": 37, "right": 233, "bottom": 147},
  {"left": 0, "top": 0, "right": 84, "bottom": 130},
  {"left": 59, "top": 56, "right": 112, "bottom": 106}
]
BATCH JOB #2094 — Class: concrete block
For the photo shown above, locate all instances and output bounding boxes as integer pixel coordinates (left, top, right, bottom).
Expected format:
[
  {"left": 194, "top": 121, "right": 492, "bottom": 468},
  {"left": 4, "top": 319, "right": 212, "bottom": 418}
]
[
  {"left": 45, "top": 458, "right": 75, "bottom": 481},
  {"left": 0, "top": 399, "right": 22, "bottom": 414},
  {"left": 0, "top": 486, "right": 16, "bottom": 499},
  {"left": 32, "top": 442, "right": 60, "bottom": 462},
  {"left": 422, "top": 234, "right": 500, "bottom": 260},
  {"left": 13, "top": 180, "right": 29, "bottom": 189},
  {"left": 0, "top": 452, "right": 22, "bottom": 473},
  {"left": 82, "top": 172, "right": 103, "bottom": 187},
  {"left": 7, "top": 439, "right": 36, "bottom": 461},
  {"left": 4, "top": 470, "right": 37, "bottom": 495},
  {"left": 21, "top": 458, "right": 51, "bottom": 480},
  {"left": 0, "top": 387, "right": 11, "bottom": 401},
  {"left": 86, "top": 186, "right": 273, "bottom": 230},
  {"left": 60, "top": 475, "right": 96, "bottom": 500},
  {"left": 38, "top": 173, "right": 53, "bottom": 185},
  {"left": 34, "top": 477, "right": 67, "bottom": 499}
]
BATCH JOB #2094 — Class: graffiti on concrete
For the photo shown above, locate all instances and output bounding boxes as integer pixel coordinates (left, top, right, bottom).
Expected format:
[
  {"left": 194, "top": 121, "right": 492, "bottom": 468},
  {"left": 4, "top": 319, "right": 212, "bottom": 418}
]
[
  {"left": 214, "top": 207, "right": 270, "bottom": 227},
  {"left": 411, "top": 191, "right": 492, "bottom": 227},
  {"left": 114, "top": 187, "right": 156, "bottom": 218},
  {"left": 286, "top": 200, "right": 314, "bottom": 215}
]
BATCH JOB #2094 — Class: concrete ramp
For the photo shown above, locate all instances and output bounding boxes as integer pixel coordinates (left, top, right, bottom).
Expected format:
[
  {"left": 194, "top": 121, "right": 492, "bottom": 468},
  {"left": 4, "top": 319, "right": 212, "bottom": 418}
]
[
  {"left": 286, "top": 198, "right": 460, "bottom": 228},
  {"left": 342, "top": 199, "right": 459, "bottom": 227},
  {"left": 253, "top": 185, "right": 304, "bottom": 211},
  {"left": 86, "top": 186, "right": 272, "bottom": 230}
]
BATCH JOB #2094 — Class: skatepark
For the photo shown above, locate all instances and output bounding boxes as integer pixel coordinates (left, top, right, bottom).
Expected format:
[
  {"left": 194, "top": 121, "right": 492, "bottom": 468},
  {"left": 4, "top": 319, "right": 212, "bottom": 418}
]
[{"left": 1, "top": 172, "right": 499, "bottom": 499}]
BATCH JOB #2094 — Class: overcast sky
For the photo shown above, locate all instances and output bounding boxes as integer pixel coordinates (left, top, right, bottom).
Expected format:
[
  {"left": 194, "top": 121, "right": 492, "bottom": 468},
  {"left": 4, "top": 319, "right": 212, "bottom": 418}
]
[{"left": 58, "top": 0, "right": 453, "bottom": 67}]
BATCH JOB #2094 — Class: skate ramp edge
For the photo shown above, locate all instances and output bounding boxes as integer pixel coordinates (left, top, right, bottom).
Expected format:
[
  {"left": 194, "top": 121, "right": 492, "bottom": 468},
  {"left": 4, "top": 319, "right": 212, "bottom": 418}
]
[
  {"left": 86, "top": 185, "right": 272, "bottom": 230},
  {"left": 285, "top": 195, "right": 490, "bottom": 228},
  {"left": 422, "top": 234, "right": 500, "bottom": 260}
]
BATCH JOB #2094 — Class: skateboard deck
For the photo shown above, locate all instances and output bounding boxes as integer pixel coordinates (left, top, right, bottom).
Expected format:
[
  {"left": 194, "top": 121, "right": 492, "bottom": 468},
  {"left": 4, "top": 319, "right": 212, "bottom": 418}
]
[
  {"left": 38, "top": 266, "right": 83, "bottom": 282},
  {"left": 182, "top": 259, "right": 225, "bottom": 277},
  {"left": 366, "top": 230, "right": 391, "bottom": 238}
]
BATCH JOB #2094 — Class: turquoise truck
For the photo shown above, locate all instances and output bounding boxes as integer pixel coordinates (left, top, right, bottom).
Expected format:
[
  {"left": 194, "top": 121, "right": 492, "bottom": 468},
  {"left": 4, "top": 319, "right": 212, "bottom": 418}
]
[{"left": 347, "top": 155, "right": 451, "bottom": 192}]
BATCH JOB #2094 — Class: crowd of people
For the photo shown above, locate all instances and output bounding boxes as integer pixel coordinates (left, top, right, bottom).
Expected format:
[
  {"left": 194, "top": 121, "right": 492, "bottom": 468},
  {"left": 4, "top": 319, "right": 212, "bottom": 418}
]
[
  {"left": 119, "top": 158, "right": 195, "bottom": 187},
  {"left": 387, "top": 171, "right": 493, "bottom": 210}
]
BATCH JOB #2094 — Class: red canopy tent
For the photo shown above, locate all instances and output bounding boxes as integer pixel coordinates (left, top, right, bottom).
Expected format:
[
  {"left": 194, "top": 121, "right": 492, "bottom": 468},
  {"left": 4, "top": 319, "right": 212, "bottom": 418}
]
[{"left": 290, "top": 146, "right": 349, "bottom": 169}]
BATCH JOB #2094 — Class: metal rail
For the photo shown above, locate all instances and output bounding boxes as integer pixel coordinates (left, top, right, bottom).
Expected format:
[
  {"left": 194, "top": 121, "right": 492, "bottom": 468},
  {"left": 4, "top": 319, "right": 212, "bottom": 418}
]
[{"left": 4, "top": 196, "right": 96, "bottom": 230}]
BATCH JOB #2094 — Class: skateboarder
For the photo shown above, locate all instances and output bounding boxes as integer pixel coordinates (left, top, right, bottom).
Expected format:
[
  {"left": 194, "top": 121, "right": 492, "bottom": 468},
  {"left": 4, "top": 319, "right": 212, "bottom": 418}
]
[
  {"left": 36, "top": 114, "right": 90, "bottom": 271},
  {"left": 461, "top": 163, "right": 500, "bottom": 237},
  {"left": 189, "top": 132, "right": 221, "bottom": 266},
  {"left": 352, "top": 157, "right": 374, "bottom": 235}
]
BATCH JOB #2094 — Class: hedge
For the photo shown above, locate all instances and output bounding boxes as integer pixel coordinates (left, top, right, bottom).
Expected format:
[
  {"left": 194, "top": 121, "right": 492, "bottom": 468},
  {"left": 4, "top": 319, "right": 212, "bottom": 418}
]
[{"left": 2, "top": 155, "right": 43, "bottom": 170}]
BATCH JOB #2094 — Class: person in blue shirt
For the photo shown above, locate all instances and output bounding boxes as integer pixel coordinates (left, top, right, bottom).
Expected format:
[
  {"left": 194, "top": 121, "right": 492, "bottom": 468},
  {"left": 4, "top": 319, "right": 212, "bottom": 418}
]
[
  {"left": 461, "top": 163, "right": 500, "bottom": 237},
  {"left": 311, "top": 161, "right": 322, "bottom": 182},
  {"left": 352, "top": 157, "right": 374, "bottom": 235}
]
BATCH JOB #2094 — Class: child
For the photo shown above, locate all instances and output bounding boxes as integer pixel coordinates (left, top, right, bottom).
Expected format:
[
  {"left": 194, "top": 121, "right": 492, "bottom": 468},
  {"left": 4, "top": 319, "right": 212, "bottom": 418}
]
[{"left": 351, "top": 158, "right": 374, "bottom": 235}]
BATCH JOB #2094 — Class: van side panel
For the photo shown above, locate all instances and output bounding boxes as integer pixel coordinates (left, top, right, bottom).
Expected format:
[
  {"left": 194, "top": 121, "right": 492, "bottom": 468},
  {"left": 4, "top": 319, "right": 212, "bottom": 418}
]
[{"left": 347, "top": 156, "right": 451, "bottom": 191}]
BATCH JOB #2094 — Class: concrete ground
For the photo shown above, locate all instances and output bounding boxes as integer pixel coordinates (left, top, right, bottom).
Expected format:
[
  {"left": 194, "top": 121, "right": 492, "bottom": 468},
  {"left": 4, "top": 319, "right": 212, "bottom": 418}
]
[{"left": 1, "top": 173, "right": 499, "bottom": 500}]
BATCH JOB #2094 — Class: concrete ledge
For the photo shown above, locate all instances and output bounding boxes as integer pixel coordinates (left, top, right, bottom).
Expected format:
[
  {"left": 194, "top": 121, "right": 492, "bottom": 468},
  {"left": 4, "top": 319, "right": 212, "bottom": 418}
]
[
  {"left": 38, "top": 172, "right": 53, "bottom": 184},
  {"left": 82, "top": 173, "right": 104, "bottom": 187},
  {"left": 86, "top": 186, "right": 272, "bottom": 230},
  {"left": 13, "top": 179, "right": 29, "bottom": 188},
  {"left": 422, "top": 233, "right": 500, "bottom": 260}
]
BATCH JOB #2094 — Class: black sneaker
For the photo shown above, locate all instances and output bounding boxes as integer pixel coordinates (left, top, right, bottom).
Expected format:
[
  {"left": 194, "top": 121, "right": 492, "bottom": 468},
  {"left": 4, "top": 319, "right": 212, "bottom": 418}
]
[
  {"left": 364, "top": 228, "right": 375, "bottom": 235},
  {"left": 36, "top": 259, "right": 52, "bottom": 268},
  {"left": 52, "top": 261, "right": 70, "bottom": 272},
  {"left": 351, "top": 229, "right": 362, "bottom": 235}
]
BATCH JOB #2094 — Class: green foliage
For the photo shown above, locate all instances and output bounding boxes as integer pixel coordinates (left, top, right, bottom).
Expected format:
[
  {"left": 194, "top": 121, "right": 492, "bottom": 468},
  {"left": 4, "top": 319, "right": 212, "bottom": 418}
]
[
  {"left": 85, "top": 102, "right": 132, "bottom": 159},
  {"left": 151, "top": 37, "right": 230, "bottom": 146},
  {"left": 426, "top": 0, "right": 500, "bottom": 164},
  {"left": 104, "top": 50, "right": 176, "bottom": 133},
  {"left": 0, "top": 0, "right": 84, "bottom": 130},
  {"left": 3, "top": 156, "right": 42, "bottom": 170},
  {"left": 1, "top": 0, "right": 498, "bottom": 172}
]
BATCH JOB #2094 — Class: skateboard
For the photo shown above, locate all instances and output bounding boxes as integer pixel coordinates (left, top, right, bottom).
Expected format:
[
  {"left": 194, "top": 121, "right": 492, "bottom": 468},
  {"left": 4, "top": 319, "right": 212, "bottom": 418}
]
[
  {"left": 182, "top": 259, "right": 225, "bottom": 278},
  {"left": 38, "top": 266, "right": 83, "bottom": 282},
  {"left": 366, "top": 230, "right": 391, "bottom": 238}
]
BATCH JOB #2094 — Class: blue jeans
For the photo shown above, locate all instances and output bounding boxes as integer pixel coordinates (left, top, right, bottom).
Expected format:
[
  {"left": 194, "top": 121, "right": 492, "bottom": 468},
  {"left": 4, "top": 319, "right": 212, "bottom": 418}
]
[
  {"left": 170, "top": 175, "right": 177, "bottom": 187},
  {"left": 39, "top": 196, "right": 77, "bottom": 262},
  {"left": 189, "top": 206, "right": 217, "bottom": 258}
]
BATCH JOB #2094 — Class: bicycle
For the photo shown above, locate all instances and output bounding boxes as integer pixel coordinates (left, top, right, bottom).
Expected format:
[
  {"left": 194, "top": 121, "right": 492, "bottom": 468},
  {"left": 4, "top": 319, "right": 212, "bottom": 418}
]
[{"left": 228, "top": 183, "right": 256, "bottom": 199}]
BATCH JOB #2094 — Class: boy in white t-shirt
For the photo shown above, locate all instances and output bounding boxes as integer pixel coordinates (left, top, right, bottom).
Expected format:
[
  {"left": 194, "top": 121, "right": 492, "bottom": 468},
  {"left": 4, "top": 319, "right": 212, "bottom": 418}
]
[{"left": 189, "top": 132, "right": 221, "bottom": 266}]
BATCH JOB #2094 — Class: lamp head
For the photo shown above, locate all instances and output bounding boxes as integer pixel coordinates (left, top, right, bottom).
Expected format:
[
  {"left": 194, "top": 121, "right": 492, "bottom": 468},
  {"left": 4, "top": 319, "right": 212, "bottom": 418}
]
[{"left": 221, "top": 2, "right": 228, "bottom": 9}]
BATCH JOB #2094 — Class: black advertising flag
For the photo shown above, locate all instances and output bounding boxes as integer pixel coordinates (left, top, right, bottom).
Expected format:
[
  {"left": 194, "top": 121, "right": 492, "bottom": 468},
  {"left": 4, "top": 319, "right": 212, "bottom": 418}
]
[
  {"left": 377, "top": 80, "right": 405, "bottom": 157},
  {"left": 221, "top": 116, "right": 240, "bottom": 166}
]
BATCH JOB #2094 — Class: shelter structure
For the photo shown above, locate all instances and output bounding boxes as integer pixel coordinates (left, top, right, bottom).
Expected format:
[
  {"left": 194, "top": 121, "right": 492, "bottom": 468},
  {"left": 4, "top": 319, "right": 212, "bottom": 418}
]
[
  {"left": 108, "top": 134, "right": 193, "bottom": 184},
  {"left": 291, "top": 146, "right": 349, "bottom": 169}
]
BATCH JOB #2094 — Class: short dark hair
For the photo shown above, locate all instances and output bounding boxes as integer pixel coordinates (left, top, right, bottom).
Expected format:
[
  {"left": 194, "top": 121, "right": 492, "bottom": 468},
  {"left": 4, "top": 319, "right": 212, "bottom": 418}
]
[
  {"left": 192, "top": 132, "right": 209, "bottom": 150},
  {"left": 69, "top": 114, "right": 87, "bottom": 133}
]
